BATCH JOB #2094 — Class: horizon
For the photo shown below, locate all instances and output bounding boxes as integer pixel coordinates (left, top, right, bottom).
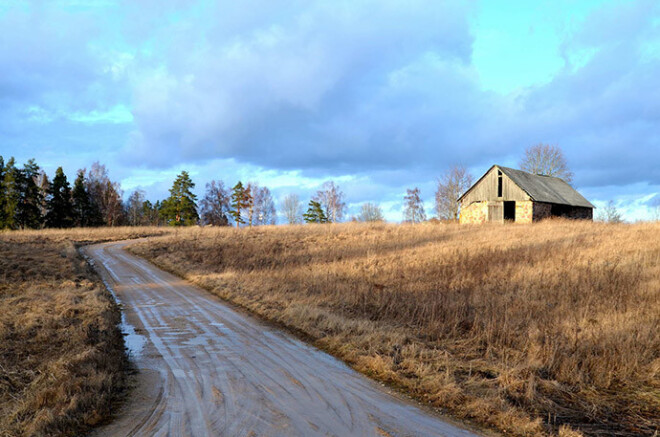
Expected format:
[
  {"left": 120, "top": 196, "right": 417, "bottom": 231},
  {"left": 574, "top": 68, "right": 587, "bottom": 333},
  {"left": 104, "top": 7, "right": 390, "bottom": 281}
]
[{"left": 3, "top": 0, "right": 660, "bottom": 222}]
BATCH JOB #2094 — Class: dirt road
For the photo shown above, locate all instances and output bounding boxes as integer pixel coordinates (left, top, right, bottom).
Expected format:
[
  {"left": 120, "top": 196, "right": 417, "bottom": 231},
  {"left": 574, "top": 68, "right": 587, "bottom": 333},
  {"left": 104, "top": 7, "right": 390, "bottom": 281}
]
[{"left": 84, "top": 240, "right": 481, "bottom": 437}]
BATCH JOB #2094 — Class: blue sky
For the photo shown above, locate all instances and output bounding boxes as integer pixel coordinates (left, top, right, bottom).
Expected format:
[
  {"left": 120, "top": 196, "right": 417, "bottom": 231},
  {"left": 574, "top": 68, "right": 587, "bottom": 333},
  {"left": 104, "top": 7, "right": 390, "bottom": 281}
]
[{"left": 2, "top": 0, "right": 660, "bottom": 221}]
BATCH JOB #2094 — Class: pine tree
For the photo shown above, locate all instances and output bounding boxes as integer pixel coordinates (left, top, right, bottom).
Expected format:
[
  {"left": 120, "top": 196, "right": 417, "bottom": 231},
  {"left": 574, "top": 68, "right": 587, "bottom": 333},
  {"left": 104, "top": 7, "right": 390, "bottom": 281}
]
[
  {"left": 45, "top": 167, "right": 74, "bottom": 228},
  {"left": 0, "top": 156, "right": 6, "bottom": 228},
  {"left": 72, "top": 170, "right": 93, "bottom": 227},
  {"left": 15, "top": 159, "right": 43, "bottom": 229},
  {"left": 161, "top": 171, "right": 198, "bottom": 226},
  {"left": 154, "top": 200, "right": 164, "bottom": 226},
  {"left": 142, "top": 200, "right": 160, "bottom": 226},
  {"left": 230, "top": 181, "right": 250, "bottom": 228},
  {"left": 303, "top": 200, "right": 328, "bottom": 223},
  {"left": 2, "top": 158, "right": 19, "bottom": 229}
]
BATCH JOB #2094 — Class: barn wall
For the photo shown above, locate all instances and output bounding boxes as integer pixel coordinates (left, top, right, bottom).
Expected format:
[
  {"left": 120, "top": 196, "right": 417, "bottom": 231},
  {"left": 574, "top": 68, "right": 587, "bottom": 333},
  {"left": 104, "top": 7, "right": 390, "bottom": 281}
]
[
  {"left": 533, "top": 202, "right": 553, "bottom": 221},
  {"left": 568, "top": 207, "right": 593, "bottom": 220},
  {"left": 515, "top": 201, "right": 534, "bottom": 223},
  {"left": 533, "top": 203, "right": 594, "bottom": 221},
  {"left": 461, "top": 166, "right": 530, "bottom": 205},
  {"left": 459, "top": 201, "right": 488, "bottom": 224}
]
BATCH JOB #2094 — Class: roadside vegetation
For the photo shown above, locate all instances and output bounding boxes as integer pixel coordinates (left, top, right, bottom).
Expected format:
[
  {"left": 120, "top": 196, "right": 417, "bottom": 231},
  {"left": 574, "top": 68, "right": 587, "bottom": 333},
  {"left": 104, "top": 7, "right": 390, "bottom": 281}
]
[
  {"left": 0, "top": 227, "right": 169, "bottom": 437},
  {"left": 131, "top": 220, "right": 660, "bottom": 437}
]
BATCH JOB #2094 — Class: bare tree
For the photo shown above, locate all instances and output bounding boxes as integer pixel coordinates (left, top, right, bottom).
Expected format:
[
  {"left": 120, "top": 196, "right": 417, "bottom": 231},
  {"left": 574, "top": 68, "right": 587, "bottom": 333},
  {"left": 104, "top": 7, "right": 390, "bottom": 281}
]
[
  {"left": 403, "top": 188, "right": 426, "bottom": 224},
  {"left": 520, "top": 144, "right": 574, "bottom": 183},
  {"left": 281, "top": 193, "right": 303, "bottom": 224},
  {"left": 200, "top": 180, "right": 231, "bottom": 226},
  {"left": 86, "top": 162, "right": 124, "bottom": 226},
  {"left": 435, "top": 166, "right": 473, "bottom": 221},
  {"left": 127, "top": 189, "right": 145, "bottom": 226},
  {"left": 313, "top": 181, "right": 346, "bottom": 223},
  {"left": 251, "top": 184, "right": 276, "bottom": 225},
  {"left": 597, "top": 200, "right": 623, "bottom": 223},
  {"left": 357, "top": 202, "right": 384, "bottom": 222}
]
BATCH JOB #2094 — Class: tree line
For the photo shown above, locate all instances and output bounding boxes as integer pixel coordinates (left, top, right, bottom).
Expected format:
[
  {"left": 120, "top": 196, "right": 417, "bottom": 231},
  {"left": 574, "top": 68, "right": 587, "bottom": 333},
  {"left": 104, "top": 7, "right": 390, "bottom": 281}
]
[{"left": 1, "top": 144, "right": 589, "bottom": 229}]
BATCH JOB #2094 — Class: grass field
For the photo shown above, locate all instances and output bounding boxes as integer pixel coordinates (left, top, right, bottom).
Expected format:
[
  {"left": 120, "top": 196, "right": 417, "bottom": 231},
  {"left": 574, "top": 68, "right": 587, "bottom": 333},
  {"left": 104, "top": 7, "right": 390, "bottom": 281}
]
[
  {"left": 130, "top": 221, "right": 660, "bottom": 437},
  {"left": 0, "top": 227, "right": 170, "bottom": 437}
]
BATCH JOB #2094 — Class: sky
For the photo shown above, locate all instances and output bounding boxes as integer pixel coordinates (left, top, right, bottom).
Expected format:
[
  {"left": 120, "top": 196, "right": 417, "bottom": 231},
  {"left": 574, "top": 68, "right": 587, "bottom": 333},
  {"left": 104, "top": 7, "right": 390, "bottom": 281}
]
[{"left": 2, "top": 0, "right": 660, "bottom": 222}]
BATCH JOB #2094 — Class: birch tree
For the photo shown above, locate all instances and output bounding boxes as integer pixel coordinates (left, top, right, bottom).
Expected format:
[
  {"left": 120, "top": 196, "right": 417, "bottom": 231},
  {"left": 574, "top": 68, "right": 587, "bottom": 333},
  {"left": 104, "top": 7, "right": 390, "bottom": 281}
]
[
  {"left": 520, "top": 144, "right": 573, "bottom": 183},
  {"left": 281, "top": 193, "right": 303, "bottom": 224},
  {"left": 403, "top": 187, "right": 426, "bottom": 224},
  {"left": 357, "top": 202, "right": 384, "bottom": 222},
  {"left": 313, "top": 181, "right": 346, "bottom": 223},
  {"left": 434, "top": 166, "right": 473, "bottom": 221},
  {"left": 251, "top": 184, "right": 276, "bottom": 225}
]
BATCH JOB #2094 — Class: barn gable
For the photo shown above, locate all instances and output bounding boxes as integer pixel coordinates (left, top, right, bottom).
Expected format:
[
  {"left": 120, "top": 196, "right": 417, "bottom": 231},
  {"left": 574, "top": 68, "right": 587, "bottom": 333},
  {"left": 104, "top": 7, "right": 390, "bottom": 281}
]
[{"left": 459, "top": 166, "right": 530, "bottom": 206}]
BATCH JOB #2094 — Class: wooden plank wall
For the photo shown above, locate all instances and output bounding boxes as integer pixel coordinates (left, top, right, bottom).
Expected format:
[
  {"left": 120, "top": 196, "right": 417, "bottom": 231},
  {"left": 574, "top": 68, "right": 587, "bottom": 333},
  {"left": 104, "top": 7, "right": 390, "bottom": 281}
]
[{"left": 462, "top": 167, "right": 530, "bottom": 205}]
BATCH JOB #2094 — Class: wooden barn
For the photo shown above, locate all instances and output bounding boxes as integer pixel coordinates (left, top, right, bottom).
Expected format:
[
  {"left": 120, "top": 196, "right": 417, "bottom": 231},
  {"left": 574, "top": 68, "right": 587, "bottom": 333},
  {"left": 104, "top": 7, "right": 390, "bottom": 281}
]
[{"left": 458, "top": 165, "right": 594, "bottom": 224}]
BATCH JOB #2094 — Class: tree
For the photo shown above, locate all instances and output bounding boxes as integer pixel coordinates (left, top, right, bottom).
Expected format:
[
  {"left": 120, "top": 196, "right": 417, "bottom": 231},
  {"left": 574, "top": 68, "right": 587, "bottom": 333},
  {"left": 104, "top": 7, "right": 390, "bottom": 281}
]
[
  {"left": 313, "top": 181, "right": 346, "bottom": 223},
  {"left": 1, "top": 158, "right": 19, "bottom": 229},
  {"left": 45, "top": 167, "right": 74, "bottom": 228},
  {"left": 0, "top": 156, "right": 6, "bottom": 228},
  {"left": 403, "top": 187, "right": 426, "bottom": 224},
  {"left": 357, "top": 202, "right": 384, "bottom": 222},
  {"left": 161, "top": 171, "right": 198, "bottom": 226},
  {"left": 126, "top": 190, "right": 146, "bottom": 226},
  {"left": 597, "top": 200, "right": 623, "bottom": 223},
  {"left": 142, "top": 200, "right": 160, "bottom": 226},
  {"left": 435, "top": 165, "right": 473, "bottom": 221},
  {"left": 303, "top": 200, "right": 328, "bottom": 223},
  {"left": 281, "top": 193, "right": 303, "bottom": 224},
  {"left": 71, "top": 169, "right": 97, "bottom": 227},
  {"left": 15, "top": 159, "right": 44, "bottom": 229},
  {"left": 86, "top": 162, "right": 122, "bottom": 226},
  {"left": 250, "top": 184, "right": 276, "bottom": 225},
  {"left": 519, "top": 144, "right": 574, "bottom": 183},
  {"left": 36, "top": 170, "right": 50, "bottom": 222},
  {"left": 245, "top": 183, "right": 255, "bottom": 226},
  {"left": 200, "top": 180, "right": 231, "bottom": 226},
  {"left": 230, "top": 181, "right": 250, "bottom": 228}
]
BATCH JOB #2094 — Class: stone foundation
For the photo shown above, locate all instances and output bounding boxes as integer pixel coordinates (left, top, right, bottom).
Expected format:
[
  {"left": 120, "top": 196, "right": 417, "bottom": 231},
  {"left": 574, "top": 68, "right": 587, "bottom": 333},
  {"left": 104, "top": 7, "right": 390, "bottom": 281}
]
[
  {"left": 459, "top": 201, "right": 488, "bottom": 224},
  {"left": 515, "top": 201, "right": 533, "bottom": 223}
]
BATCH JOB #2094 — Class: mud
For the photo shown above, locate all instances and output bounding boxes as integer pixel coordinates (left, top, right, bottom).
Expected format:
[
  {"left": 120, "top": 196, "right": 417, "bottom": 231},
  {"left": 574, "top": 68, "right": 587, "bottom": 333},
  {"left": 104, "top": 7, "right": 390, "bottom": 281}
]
[{"left": 84, "top": 240, "right": 481, "bottom": 437}]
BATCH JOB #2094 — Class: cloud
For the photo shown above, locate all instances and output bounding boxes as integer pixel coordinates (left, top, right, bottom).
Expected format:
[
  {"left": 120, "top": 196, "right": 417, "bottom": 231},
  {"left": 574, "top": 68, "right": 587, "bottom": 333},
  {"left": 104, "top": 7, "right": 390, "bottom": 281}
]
[
  {"left": 122, "top": 1, "right": 482, "bottom": 172},
  {"left": 69, "top": 105, "right": 134, "bottom": 124},
  {"left": 3, "top": 0, "right": 660, "bottom": 222}
]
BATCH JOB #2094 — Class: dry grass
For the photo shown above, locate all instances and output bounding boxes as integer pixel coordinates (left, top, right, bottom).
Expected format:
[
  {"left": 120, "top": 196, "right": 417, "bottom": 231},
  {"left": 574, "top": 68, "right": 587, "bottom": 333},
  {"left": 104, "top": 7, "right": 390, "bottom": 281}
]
[
  {"left": 130, "top": 220, "right": 660, "bottom": 437},
  {"left": 0, "top": 227, "right": 170, "bottom": 437}
]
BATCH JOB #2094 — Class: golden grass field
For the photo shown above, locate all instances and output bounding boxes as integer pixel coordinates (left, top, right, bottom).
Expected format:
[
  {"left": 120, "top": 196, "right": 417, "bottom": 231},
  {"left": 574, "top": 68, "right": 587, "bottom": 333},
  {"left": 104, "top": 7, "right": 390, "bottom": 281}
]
[
  {"left": 130, "top": 221, "right": 660, "bottom": 437},
  {"left": 0, "top": 227, "right": 169, "bottom": 437}
]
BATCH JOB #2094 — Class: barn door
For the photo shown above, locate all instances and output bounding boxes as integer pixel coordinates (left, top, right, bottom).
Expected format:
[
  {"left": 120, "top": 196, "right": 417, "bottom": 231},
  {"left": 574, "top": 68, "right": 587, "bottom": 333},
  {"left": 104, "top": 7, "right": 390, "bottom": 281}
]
[{"left": 488, "top": 203, "right": 503, "bottom": 222}]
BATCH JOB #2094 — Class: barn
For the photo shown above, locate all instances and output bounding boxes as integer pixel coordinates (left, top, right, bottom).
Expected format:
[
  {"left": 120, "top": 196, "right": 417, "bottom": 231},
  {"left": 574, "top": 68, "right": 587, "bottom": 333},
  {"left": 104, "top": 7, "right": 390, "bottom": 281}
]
[{"left": 458, "top": 165, "right": 594, "bottom": 224}]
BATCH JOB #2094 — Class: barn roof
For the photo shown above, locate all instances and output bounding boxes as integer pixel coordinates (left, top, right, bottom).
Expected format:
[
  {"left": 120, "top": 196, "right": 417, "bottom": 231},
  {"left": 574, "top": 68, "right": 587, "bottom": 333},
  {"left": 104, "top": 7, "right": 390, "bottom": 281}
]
[{"left": 460, "top": 165, "right": 595, "bottom": 208}]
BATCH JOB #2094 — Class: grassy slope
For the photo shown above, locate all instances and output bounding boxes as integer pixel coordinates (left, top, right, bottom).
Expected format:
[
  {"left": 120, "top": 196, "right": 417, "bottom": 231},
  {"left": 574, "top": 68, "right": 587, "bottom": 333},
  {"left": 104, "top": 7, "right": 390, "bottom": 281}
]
[
  {"left": 0, "top": 227, "right": 169, "bottom": 437},
  {"left": 130, "top": 221, "right": 660, "bottom": 437}
]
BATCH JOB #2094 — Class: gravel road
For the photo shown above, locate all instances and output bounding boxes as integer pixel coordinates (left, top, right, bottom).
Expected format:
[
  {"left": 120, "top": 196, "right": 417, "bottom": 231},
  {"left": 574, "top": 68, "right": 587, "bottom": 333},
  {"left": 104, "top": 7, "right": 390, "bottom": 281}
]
[{"left": 84, "top": 240, "right": 482, "bottom": 437}]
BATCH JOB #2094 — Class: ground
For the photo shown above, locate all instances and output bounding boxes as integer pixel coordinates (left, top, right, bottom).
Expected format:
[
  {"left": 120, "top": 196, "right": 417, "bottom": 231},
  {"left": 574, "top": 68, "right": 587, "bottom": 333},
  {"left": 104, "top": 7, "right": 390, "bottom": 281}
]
[{"left": 131, "top": 220, "right": 660, "bottom": 437}]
